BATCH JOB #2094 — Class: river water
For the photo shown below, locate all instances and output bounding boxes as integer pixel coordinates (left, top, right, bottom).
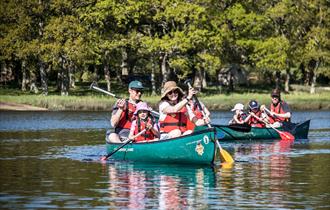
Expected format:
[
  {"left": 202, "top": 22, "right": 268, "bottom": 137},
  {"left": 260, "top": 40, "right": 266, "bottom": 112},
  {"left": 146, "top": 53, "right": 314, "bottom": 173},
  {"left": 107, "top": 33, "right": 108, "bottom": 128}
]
[{"left": 0, "top": 110, "right": 329, "bottom": 209}]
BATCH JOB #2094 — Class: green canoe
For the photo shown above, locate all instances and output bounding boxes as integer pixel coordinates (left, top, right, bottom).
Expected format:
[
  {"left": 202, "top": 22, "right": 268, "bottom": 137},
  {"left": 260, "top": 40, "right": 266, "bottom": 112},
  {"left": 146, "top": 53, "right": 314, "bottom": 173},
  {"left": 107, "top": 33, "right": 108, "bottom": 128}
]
[
  {"left": 196, "top": 120, "right": 310, "bottom": 141},
  {"left": 106, "top": 128, "right": 218, "bottom": 165}
]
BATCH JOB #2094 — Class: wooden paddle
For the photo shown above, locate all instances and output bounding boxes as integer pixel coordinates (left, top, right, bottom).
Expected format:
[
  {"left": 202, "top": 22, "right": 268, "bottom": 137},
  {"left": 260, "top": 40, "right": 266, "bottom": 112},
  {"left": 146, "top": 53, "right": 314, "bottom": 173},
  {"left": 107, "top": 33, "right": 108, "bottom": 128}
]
[
  {"left": 100, "top": 129, "right": 146, "bottom": 161},
  {"left": 252, "top": 114, "right": 294, "bottom": 141},
  {"left": 185, "top": 81, "right": 234, "bottom": 164},
  {"left": 266, "top": 122, "right": 295, "bottom": 141},
  {"left": 90, "top": 83, "right": 160, "bottom": 117}
]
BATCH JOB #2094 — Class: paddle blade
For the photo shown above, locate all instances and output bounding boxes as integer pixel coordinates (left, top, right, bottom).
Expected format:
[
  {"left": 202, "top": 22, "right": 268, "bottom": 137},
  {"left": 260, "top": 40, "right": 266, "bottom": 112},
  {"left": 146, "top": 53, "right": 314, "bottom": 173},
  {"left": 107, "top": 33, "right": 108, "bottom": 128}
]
[
  {"left": 219, "top": 148, "right": 234, "bottom": 164},
  {"left": 279, "top": 131, "right": 295, "bottom": 141},
  {"left": 100, "top": 156, "right": 108, "bottom": 161}
]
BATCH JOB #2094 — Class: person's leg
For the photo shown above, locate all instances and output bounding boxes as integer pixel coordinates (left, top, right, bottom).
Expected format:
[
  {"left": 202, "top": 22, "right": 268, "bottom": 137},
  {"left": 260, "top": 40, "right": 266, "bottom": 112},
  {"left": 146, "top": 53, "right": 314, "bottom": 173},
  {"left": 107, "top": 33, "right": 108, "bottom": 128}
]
[
  {"left": 168, "top": 129, "right": 182, "bottom": 138},
  {"left": 182, "top": 130, "right": 193, "bottom": 136},
  {"left": 108, "top": 133, "right": 122, "bottom": 143}
]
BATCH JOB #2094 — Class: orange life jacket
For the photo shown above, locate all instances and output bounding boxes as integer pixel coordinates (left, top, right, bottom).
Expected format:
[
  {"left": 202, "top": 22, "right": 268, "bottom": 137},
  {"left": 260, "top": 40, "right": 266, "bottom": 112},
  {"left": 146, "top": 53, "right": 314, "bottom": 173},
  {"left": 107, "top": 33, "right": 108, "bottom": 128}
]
[
  {"left": 186, "top": 103, "right": 203, "bottom": 131},
  {"left": 270, "top": 101, "right": 290, "bottom": 123},
  {"left": 159, "top": 106, "right": 188, "bottom": 133},
  {"left": 248, "top": 110, "right": 265, "bottom": 128},
  {"left": 133, "top": 117, "right": 156, "bottom": 142},
  {"left": 116, "top": 100, "right": 137, "bottom": 130}
]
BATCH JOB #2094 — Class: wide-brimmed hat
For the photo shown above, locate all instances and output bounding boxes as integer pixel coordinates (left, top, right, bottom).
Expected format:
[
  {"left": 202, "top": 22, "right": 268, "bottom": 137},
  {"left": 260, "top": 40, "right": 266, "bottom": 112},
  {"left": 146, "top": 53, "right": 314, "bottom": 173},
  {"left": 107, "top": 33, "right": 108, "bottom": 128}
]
[
  {"left": 161, "top": 81, "right": 184, "bottom": 100},
  {"left": 133, "top": 102, "right": 152, "bottom": 115},
  {"left": 231, "top": 103, "right": 244, "bottom": 112},
  {"left": 129, "top": 80, "right": 144, "bottom": 90}
]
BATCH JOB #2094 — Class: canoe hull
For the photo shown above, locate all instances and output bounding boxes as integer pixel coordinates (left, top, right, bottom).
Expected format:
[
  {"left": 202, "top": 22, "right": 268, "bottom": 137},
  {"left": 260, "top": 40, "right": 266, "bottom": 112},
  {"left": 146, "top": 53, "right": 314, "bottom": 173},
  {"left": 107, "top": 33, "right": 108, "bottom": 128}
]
[
  {"left": 196, "top": 120, "right": 310, "bottom": 141},
  {"left": 106, "top": 128, "right": 217, "bottom": 165}
]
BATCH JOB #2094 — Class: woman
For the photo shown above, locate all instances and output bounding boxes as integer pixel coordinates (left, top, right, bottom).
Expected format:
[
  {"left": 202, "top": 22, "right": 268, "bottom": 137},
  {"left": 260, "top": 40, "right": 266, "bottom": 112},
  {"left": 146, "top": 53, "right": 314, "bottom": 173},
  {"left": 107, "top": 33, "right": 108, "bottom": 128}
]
[
  {"left": 128, "top": 102, "right": 159, "bottom": 142},
  {"left": 158, "top": 81, "right": 209, "bottom": 139}
]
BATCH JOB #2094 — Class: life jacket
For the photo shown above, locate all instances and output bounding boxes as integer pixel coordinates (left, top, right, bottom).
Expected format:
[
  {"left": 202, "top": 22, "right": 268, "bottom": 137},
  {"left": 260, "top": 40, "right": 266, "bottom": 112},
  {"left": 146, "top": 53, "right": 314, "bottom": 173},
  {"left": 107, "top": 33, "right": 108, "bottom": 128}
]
[
  {"left": 270, "top": 101, "right": 291, "bottom": 123},
  {"left": 186, "top": 103, "right": 204, "bottom": 131},
  {"left": 116, "top": 99, "right": 138, "bottom": 130},
  {"left": 133, "top": 117, "right": 156, "bottom": 142},
  {"left": 159, "top": 106, "right": 188, "bottom": 133},
  {"left": 248, "top": 110, "right": 265, "bottom": 128}
]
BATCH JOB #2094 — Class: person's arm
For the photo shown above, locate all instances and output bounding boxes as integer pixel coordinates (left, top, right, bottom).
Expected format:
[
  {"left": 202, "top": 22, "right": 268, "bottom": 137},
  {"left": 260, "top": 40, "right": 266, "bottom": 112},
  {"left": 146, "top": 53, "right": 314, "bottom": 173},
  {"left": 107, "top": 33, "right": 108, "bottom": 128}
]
[
  {"left": 128, "top": 120, "right": 137, "bottom": 140},
  {"left": 233, "top": 115, "right": 244, "bottom": 124},
  {"left": 273, "top": 103, "right": 291, "bottom": 119},
  {"left": 186, "top": 105, "right": 210, "bottom": 126},
  {"left": 161, "top": 87, "right": 196, "bottom": 114},
  {"left": 250, "top": 112, "right": 264, "bottom": 123},
  {"left": 243, "top": 114, "right": 251, "bottom": 123},
  {"left": 110, "top": 99, "right": 126, "bottom": 127},
  {"left": 149, "top": 123, "right": 160, "bottom": 138}
]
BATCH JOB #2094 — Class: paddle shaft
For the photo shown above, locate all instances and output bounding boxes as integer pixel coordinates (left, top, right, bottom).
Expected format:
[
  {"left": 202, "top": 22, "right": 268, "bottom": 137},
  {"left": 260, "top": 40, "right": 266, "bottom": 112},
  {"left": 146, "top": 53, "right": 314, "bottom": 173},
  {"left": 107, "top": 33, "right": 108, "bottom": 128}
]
[
  {"left": 185, "top": 81, "right": 234, "bottom": 164},
  {"left": 101, "top": 129, "right": 147, "bottom": 160},
  {"left": 258, "top": 117, "right": 294, "bottom": 140},
  {"left": 91, "top": 84, "right": 160, "bottom": 117}
]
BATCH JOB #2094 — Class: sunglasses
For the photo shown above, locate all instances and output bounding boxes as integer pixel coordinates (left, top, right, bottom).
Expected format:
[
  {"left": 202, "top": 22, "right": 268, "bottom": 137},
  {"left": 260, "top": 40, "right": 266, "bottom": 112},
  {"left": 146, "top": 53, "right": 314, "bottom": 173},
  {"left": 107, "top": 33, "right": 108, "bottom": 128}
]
[
  {"left": 132, "top": 89, "right": 143, "bottom": 94},
  {"left": 272, "top": 96, "right": 279, "bottom": 100},
  {"left": 167, "top": 90, "right": 178, "bottom": 95}
]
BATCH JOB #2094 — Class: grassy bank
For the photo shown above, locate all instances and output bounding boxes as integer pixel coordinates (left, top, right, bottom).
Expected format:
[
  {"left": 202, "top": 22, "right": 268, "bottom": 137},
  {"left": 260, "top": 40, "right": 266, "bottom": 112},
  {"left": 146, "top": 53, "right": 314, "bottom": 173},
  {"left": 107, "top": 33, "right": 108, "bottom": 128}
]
[{"left": 1, "top": 90, "right": 329, "bottom": 111}]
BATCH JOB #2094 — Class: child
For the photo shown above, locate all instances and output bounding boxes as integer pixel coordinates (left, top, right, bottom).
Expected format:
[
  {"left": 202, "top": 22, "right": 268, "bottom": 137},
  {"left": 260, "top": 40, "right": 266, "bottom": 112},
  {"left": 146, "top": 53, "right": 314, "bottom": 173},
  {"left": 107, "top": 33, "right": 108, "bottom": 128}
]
[
  {"left": 128, "top": 102, "right": 159, "bottom": 142},
  {"left": 245, "top": 100, "right": 269, "bottom": 128},
  {"left": 229, "top": 103, "right": 246, "bottom": 125}
]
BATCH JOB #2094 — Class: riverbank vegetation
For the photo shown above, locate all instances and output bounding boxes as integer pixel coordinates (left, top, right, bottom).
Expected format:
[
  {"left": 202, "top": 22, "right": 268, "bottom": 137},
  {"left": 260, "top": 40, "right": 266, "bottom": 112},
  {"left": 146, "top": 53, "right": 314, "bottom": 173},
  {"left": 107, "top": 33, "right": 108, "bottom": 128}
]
[
  {"left": 0, "top": 0, "right": 329, "bottom": 98},
  {"left": 1, "top": 83, "right": 329, "bottom": 111}
]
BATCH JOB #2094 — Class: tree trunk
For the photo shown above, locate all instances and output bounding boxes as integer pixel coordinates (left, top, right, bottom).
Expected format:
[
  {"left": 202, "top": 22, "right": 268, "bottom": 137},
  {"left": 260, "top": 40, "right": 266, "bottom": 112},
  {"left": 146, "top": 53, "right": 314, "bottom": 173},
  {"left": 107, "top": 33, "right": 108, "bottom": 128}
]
[
  {"left": 160, "top": 52, "right": 168, "bottom": 86},
  {"left": 39, "top": 62, "right": 48, "bottom": 95},
  {"left": 228, "top": 72, "right": 234, "bottom": 92},
  {"left": 217, "top": 71, "right": 223, "bottom": 94},
  {"left": 21, "top": 60, "right": 28, "bottom": 91},
  {"left": 284, "top": 68, "right": 290, "bottom": 93},
  {"left": 202, "top": 69, "right": 207, "bottom": 88},
  {"left": 275, "top": 71, "right": 281, "bottom": 90},
  {"left": 193, "top": 69, "right": 203, "bottom": 92},
  {"left": 60, "top": 57, "right": 69, "bottom": 96},
  {"left": 29, "top": 71, "right": 39, "bottom": 94},
  {"left": 104, "top": 51, "right": 111, "bottom": 91},
  {"left": 151, "top": 57, "right": 157, "bottom": 95},
  {"left": 69, "top": 62, "right": 75, "bottom": 89},
  {"left": 310, "top": 60, "right": 319, "bottom": 94},
  {"left": 121, "top": 48, "right": 129, "bottom": 76}
]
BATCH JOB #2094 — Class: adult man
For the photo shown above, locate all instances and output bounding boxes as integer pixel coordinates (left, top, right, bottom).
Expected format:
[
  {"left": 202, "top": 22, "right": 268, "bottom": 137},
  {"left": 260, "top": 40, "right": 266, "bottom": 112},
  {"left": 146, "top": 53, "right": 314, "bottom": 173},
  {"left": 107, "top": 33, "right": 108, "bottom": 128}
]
[
  {"left": 108, "top": 80, "right": 144, "bottom": 143},
  {"left": 261, "top": 89, "right": 291, "bottom": 128}
]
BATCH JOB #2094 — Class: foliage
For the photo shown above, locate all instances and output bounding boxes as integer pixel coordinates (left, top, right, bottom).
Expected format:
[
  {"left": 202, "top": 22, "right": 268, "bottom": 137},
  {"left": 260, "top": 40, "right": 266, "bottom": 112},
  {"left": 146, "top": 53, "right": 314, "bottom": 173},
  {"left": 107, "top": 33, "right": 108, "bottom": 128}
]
[{"left": 0, "top": 0, "right": 329, "bottom": 95}]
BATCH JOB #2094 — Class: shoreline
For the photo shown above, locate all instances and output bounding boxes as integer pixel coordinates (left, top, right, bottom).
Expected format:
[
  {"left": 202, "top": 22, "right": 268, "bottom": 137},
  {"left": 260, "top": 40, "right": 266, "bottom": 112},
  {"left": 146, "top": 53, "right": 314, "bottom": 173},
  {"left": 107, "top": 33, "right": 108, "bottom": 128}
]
[
  {"left": 0, "top": 100, "right": 329, "bottom": 111},
  {"left": 0, "top": 102, "right": 48, "bottom": 111}
]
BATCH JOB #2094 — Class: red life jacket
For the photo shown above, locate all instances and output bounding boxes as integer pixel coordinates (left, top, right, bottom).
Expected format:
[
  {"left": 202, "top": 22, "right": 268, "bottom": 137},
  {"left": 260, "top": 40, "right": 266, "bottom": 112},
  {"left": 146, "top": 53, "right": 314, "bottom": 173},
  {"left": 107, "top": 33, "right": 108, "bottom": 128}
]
[
  {"left": 116, "top": 100, "right": 137, "bottom": 130},
  {"left": 159, "top": 106, "right": 188, "bottom": 133},
  {"left": 270, "top": 101, "right": 290, "bottom": 123},
  {"left": 248, "top": 110, "right": 265, "bottom": 128},
  {"left": 133, "top": 117, "right": 156, "bottom": 142},
  {"left": 186, "top": 103, "right": 203, "bottom": 131}
]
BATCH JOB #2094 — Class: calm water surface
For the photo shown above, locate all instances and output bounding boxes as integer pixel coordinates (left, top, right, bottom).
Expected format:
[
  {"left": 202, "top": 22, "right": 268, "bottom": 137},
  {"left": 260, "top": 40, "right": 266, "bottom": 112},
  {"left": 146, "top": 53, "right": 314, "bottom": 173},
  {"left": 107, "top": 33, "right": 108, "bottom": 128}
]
[{"left": 0, "top": 110, "right": 330, "bottom": 209}]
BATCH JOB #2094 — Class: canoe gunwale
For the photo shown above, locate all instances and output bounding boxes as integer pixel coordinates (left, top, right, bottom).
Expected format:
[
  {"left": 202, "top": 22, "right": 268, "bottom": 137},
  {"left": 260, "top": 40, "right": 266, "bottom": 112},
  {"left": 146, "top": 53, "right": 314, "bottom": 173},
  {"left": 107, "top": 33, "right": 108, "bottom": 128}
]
[{"left": 106, "top": 127, "right": 217, "bottom": 146}]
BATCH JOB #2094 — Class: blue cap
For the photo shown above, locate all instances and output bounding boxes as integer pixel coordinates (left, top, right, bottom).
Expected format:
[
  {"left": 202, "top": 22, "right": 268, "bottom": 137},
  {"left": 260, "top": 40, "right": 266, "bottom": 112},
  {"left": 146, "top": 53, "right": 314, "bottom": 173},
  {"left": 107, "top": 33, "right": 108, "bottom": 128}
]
[
  {"left": 249, "top": 100, "right": 259, "bottom": 110},
  {"left": 128, "top": 80, "right": 144, "bottom": 89}
]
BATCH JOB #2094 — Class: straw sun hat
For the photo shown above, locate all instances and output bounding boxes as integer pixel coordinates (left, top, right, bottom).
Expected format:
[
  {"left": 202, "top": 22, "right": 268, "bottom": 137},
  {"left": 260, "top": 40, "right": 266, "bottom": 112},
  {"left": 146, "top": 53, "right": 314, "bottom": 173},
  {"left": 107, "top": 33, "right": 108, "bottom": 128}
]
[{"left": 161, "top": 81, "right": 184, "bottom": 100}]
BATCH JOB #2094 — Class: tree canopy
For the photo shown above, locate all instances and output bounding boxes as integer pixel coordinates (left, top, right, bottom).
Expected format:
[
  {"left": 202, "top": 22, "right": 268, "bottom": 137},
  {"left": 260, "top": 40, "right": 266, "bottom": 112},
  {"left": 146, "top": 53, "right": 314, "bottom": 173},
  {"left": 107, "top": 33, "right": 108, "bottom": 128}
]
[{"left": 0, "top": 0, "right": 329, "bottom": 95}]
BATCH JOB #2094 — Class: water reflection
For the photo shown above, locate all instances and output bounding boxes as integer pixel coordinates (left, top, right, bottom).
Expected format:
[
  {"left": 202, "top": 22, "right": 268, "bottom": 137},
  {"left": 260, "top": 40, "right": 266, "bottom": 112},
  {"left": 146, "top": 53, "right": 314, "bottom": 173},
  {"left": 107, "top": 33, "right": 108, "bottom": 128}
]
[{"left": 103, "top": 163, "right": 216, "bottom": 209}]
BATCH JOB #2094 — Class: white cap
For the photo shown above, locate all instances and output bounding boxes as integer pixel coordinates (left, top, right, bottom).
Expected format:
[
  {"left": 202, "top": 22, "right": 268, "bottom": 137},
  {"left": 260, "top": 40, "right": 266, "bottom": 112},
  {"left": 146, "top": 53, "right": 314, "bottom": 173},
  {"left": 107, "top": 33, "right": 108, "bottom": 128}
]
[{"left": 231, "top": 103, "right": 244, "bottom": 112}]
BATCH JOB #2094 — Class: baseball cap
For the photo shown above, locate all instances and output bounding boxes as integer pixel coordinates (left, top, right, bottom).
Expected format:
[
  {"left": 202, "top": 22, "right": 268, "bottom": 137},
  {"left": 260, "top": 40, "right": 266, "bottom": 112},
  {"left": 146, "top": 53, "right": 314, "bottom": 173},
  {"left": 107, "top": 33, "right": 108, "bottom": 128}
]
[{"left": 129, "top": 80, "right": 144, "bottom": 89}]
